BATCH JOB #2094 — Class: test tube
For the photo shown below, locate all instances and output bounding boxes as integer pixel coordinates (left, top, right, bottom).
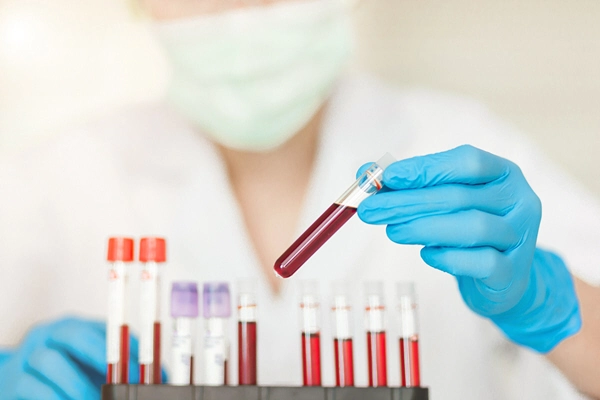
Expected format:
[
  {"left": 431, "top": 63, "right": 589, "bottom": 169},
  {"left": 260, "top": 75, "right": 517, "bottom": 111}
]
[
  {"left": 138, "top": 237, "right": 166, "bottom": 384},
  {"left": 203, "top": 282, "right": 231, "bottom": 386},
  {"left": 106, "top": 237, "right": 134, "bottom": 384},
  {"left": 170, "top": 282, "right": 198, "bottom": 386},
  {"left": 397, "top": 282, "right": 421, "bottom": 387},
  {"left": 300, "top": 280, "right": 322, "bottom": 386},
  {"left": 365, "top": 281, "right": 388, "bottom": 387},
  {"left": 331, "top": 282, "right": 354, "bottom": 387},
  {"left": 237, "top": 280, "right": 258, "bottom": 386},
  {"left": 274, "top": 153, "right": 396, "bottom": 278}
]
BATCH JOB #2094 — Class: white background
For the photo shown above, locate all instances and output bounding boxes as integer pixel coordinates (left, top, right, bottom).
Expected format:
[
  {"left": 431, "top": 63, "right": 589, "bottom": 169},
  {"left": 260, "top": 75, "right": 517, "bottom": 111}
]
[{"left": 1, "top": 0, "right": 599, "bottom": 196}]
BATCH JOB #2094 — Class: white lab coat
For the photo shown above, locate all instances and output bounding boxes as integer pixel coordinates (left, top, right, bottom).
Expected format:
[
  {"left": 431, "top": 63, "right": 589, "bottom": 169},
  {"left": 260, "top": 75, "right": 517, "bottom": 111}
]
[{"left": 1, "top": 74, "right": 598, "bottom": 399}]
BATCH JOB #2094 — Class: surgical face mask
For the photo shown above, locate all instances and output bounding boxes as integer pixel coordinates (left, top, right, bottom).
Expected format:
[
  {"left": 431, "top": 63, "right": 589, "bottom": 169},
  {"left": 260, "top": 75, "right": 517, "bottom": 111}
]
[{"left": 154, "top": 0, "right": 353, "bottom": 152}]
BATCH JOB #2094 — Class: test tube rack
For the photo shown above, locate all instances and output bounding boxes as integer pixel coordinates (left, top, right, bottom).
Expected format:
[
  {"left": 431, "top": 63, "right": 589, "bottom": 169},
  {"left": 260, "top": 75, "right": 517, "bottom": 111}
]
[{"left": 102, "top": 385, "right": 429, "bottom": 400}]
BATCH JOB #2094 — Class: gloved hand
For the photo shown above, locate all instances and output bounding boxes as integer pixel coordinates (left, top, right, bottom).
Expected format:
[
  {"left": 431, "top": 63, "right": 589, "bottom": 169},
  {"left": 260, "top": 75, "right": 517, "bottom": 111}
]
[
  {"left": 358, "top": 144, "right": 581, "bottom": 353},
  {"left": 0, "top": 317, "right": 139, "bottom": 400}
]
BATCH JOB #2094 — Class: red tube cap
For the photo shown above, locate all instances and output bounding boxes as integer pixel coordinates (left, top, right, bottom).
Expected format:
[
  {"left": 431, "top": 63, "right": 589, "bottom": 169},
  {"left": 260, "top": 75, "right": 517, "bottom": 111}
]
[
  {"left": 107, "top": 237, "right": 134, "bottom": 262},
  {"left": 139, "top": 237, "right": 166, "bottom": 263}
]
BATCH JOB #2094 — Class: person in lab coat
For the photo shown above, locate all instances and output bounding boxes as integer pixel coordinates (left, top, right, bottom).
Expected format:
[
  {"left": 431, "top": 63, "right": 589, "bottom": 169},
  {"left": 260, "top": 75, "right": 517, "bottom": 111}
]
[{"left": 1, "top": 0, "right": 600, "bottom": 399}]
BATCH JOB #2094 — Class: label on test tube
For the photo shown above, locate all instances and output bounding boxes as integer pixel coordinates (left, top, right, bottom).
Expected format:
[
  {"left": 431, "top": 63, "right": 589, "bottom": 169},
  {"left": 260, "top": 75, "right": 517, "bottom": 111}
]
[
  {"left": 171, "top": 282, "right": 198, "bottom": 386},
  {"left": 366, "top": 295, "right": 385, "bottom": 333},
  {"left": 172, "top": 318, "right": 193, "bottom": 385},
  {"left": 139, "top": 262, "right": 158, "bottom": 364},
  {"left": 239, "top": 296, "right": 257, "bottom": 323},
  {"left": 302, "top": 295, "right": 320, "bottom": 334},
  {"left": 333, "top": 295, "right": 352, "bottom": 339},
  {"left": 204, "top": 318, "right": 228, "bottom": 385},
  {"left": 107, "top": 262, "right": 126, "bottom": 364}
]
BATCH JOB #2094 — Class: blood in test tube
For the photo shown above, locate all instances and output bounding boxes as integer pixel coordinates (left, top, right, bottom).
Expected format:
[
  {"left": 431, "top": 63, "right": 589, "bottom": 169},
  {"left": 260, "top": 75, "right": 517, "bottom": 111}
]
[
  {"left": 238, "top": 280, "right": 258, "bottom": 386},
  {"left": 365, "top": 281, "right": 388, "bottom": 387},
  {"left": 171, "top": 282, "right": 198, "bottom": 386},
  {"left": 331, "top": 282, "right": 354, "bottom": 387},
  {"left": 274, "top": 153, "right": 396, "bottom": 279},
  {"left": 106, "top": 237, "right": 134, "bottom": 384},
  {"left": 300, "top": 280, "right": 322, "bottom": 386},
  {"left": 138, "top": 237, "right": 166, "bottom": 384},
  {"left": 203, "top": 282, "right": 231, "bottom": 386},
  {"left": 397, "top": 282, "right": 421, "bottom": 387}
]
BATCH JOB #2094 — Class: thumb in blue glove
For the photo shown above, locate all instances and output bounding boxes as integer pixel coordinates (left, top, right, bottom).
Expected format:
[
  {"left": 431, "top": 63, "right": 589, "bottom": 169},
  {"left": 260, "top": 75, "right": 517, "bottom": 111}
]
[
  {"left": 357, "top": 145, "right": 581, "bottom": 353},
  {"left": 0, "top": 316, "right": 140, "bottom": 400}
]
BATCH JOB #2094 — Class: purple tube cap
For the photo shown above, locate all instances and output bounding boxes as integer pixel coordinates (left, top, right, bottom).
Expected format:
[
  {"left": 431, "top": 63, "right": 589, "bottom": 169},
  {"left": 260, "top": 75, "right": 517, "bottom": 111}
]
[
  {"left": 203, "top": 282, "right": 231, "bottom": 318},
  {"left": 171, "top": 282, "right": 199, "bottom": 318}
]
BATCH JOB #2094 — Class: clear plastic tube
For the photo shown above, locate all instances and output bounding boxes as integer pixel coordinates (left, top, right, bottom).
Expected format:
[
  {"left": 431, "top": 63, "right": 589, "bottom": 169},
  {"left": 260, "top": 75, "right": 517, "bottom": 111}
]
[
  {"left": 139, "top": 237, "right": 166, "bottom": 384},
  {"left": 171, "top": 282, "right": 198, "bottom": 386},
  {"left": 331, "top": 282, "right": 354, "bottom": 387},
  {"left": 300, "top": 280, "right": 322, "bottom": 387},
  {"left": 106, "top": 237, "right": 134, "bottom": 384},
  {"left": 274, "top": 153, "right": 396, "bottom": 278},
  {"left": 238, "top": 280, "right": 257, "bottom": 386},
  {"left": 397, "top": 282, "right": 421, "bottom": 387},
  {"left": 365, "top": 281, "right": 388, "bottom": 387},
  {"left": 203, "top": 283, "right": 231, "bottom": 386}
]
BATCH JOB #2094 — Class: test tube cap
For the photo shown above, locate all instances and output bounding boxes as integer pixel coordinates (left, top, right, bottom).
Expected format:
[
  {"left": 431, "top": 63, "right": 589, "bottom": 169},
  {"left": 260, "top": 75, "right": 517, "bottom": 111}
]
[
  {"left": 139, "top": 237, "right": 166, "bottom": 263},
  {"left": 331, "top": 281, "right": 351, "bottom": 308},
  {"left": 237, "top": 279, "right": 257, "bottom": 306},
  {"left": 107, "top": 237, "right": 134, "bottom": 262},
  {"left": 397, "top": 281, "right": 417, "bottom": 304},
  {"left": 364, "top": 281, "right": 385, "bottom": 297},
  {"left": 299, "top": 280, "right": 320, "bottom": 307},
  {"left": 171, "top": 282, "right": 199, "bottom": 318},
  {"left": 376, "top": 152, "right": 396, "bottom": 170},
  {"left": 203, "top": 282, "right": 231, "bottom": 318}
]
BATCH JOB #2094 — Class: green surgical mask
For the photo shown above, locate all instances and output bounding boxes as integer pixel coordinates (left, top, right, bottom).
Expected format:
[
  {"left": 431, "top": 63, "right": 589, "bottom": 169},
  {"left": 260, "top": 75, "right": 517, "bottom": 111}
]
[{"left": 155, "top": 0, "right": 353, "bottom": 152}]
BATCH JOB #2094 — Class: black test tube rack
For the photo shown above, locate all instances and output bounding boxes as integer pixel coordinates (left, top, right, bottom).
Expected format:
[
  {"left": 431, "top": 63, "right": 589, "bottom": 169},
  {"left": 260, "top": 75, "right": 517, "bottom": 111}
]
[{"left": 102, "top": 386, "right": 430, "bottom": 400}]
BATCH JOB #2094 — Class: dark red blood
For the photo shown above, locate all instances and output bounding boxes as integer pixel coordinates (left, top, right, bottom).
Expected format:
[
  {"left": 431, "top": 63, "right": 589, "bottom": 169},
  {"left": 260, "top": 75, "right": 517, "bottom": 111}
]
[
  {"left": 334, "top": 338, "right": 354, "bottom": 387},
  {"left": 400, "top": 337, "right": 421, "bottom": 387},
  {"left": 301, "top": 332, "right": 322, "bottom": 386},
  {"left": 238, "top": 321, "right": 257, "bottom": 385},
  {"left": 274, "top": 204, "right": 357, "bottom": 278},
  {"left": 367, "top": 331, "right": 387, "bottom": 387}
]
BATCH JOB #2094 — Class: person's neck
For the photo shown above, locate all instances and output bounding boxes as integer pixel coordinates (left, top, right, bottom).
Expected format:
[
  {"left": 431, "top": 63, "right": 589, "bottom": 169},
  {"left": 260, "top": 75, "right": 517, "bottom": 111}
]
[
  {"left": 216, "top": 109, "right": 325, "bottom": 293},
  {"left": 217, "top": 110, "right": 323, "bottom": 186}
]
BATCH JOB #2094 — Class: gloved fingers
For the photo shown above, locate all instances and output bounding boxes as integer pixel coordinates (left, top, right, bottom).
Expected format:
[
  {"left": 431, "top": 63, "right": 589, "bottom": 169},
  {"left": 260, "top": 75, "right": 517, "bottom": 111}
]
[
  {"left": 420, "top": 246, "right": 513, "bottom": 290},
  {"left": 46, "top": 318, "right": 107, "bottom": 376},
  {"left": 382, "top": 145, "right": 512, "bottom": 190},
  {"left": 386, "top": 210, "right": 518, "bottom": 251},
  {"left": 25, "top": 346, "right": 99, "bottom": 400},
  {"left": 13, "top": 372, "right": 64, "bottom": 400},
  {"left": 358, "top": 182, "right": 515, "bottom": 225}
]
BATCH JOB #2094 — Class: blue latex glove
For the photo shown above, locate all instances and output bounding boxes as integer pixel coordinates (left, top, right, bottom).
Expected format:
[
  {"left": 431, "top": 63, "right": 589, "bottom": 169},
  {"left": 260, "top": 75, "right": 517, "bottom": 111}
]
[
  {"left": 0, "top": 317, "right": 139, "bottom": 400},
  {"left": 358, "top": 145, "right": 581, "bottom": 353}
]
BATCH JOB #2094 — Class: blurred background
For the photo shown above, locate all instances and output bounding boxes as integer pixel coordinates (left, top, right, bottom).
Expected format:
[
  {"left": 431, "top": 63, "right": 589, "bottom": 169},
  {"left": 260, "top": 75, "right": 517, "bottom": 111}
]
[{"left": 1, "top": 0, "right": 599, "bottom": 195}]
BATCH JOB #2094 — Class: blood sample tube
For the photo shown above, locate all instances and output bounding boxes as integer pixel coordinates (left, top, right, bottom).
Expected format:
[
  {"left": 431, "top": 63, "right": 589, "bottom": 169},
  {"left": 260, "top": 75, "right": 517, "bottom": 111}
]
[
  {"left": 138, "top": 237, "right": 166, "bottom": 384},
  {"left": 170, "top": 282, "right": 198, "bottom": 386},
  {"left": 365, "top": 281, "right": 388, "bottom": 387},
  {"left": 237, "top": 280, "right": 257, "bottom": 386},
  {"left": 397, "top": 282, "right": 421, "bottom": 387},
  {"left": 331, "top": 282, "right": 354, "bottom": 387},
  {"left": 203, "top": 282, "right": 231, "bottom": 386},
  {"left": 106, "top": 237, "right": 134, "bottom": 384},
  {"left": 300, "top": 280, "right": 322, "bottom": 386},
  {"left": 274, "top": 153, "right": 396, "bottom": 279}
]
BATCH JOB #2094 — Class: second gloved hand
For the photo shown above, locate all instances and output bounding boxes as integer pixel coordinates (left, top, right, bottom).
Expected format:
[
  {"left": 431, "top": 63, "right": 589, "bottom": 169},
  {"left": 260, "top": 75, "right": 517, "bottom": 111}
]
[
  {"left": 0, "top": 317, "right": 139, "bottom": 400},
  {"left": 357, "top": 145, "right": 581, "bottom": 353}
]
